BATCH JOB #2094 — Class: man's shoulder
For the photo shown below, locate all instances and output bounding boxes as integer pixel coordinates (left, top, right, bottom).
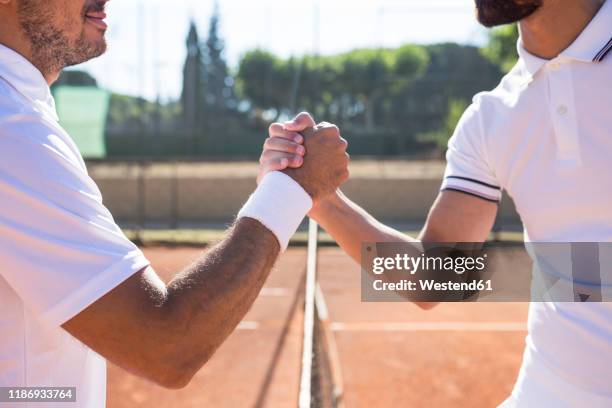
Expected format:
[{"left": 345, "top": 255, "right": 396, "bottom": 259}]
[
  {"left": 455, "top": 62, "right": 531, "bottom": 141},
  {"left": 0, "top": 78, "right": 31, "bottom": 118},
  {"left": 0, "top": 113, "right": 87, "bottom": 190},
  {"left": 0, "top": 97, "right": 84, "bottom": 176},
  {"left": 0, "top": 79, "right": 53, "bottom": 135},
  {"left": 470, "top": 62, "right": 530, "bottom": 118}
]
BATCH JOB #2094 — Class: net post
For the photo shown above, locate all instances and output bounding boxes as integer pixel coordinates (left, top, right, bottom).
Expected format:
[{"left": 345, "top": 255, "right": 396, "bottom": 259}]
[{"left": 299, "top": 218, "right": 319, "bottom": 408}]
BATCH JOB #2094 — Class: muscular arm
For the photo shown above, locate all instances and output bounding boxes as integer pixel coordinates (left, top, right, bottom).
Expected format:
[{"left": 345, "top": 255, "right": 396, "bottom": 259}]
[
  {"left": 309, "top": 189, "right": 498, "bottom": 307},
  {"left": 62, "top": 218, "right": 280, "bottom": 389},
  {"left": 61, "top": 121, "right": 348, "bottom": 390}
]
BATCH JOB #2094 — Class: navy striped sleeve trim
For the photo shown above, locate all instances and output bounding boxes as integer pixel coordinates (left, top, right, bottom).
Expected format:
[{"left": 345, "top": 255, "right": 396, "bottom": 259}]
[
  {"left": 594, "top": 36, "right": 612, "bottom": 62},
  {"left": 442, "top": 187, "right": 500, "bottom": 204},
  {"left": 445, "top": 176, "right": 501, "bottom": 190}
]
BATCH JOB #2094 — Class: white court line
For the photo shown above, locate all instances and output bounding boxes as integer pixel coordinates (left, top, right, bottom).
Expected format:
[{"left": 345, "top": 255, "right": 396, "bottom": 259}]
[
  {"left": 236, "top": 321, "right": 260, "bottom": 330},
  {"left": 330, "top": 322, "right": 526, "bottom": 332},
  {"left": 234, "top": 289, "right": 294, "bottom": 331},
  {"left": 260, "top": 287, "right": 291, "bottom": 297},
  {"left": 236, "top": 320, "right": 526, "bottom": 332}
]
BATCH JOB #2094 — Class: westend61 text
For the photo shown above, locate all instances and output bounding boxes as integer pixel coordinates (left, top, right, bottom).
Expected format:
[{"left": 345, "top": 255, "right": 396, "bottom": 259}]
[{"left": 373, "top": 279, "right": 493, "bottom": 292}]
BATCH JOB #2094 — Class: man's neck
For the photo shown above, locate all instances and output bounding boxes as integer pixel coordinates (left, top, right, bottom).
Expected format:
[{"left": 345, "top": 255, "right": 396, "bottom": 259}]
[
  {"left": 519, "top": 0, "right": 606, "bottom": 60},
  {"left": 0, "top": 26, "right": 60, "bottom": 86}
]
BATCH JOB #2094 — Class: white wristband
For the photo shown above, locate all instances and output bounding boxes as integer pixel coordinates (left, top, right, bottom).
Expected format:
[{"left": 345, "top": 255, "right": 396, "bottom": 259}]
[{"left": 237, "top": 171, "right": 313, "bottom": 251}]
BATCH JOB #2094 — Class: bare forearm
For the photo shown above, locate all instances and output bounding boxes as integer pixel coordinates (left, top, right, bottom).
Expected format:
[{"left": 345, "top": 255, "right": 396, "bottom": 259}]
[
  {"left": 163, "top": 217, "right": 279, "bottom": 377},
  {"left": 310, "top": 190, "right": 416, "bottom": 264},
  {"left": 310, "top": 192, "right": 441, "bottom": 309}
]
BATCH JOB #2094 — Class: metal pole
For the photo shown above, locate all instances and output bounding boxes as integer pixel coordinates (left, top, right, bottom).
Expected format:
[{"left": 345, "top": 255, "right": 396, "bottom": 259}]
[
  {"left": 298, "top": 219, "right": 319, "bottom": 408},
  {"left": 136, "top": 0, "right": 146, "bottom": 240},
  {"left": 313, "top": 0, "right": 320, "bottom": 56}
]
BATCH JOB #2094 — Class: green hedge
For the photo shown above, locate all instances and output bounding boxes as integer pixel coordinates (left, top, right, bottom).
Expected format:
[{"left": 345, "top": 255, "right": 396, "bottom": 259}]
[{"left": 105, "top": 130, "right": 435, "bottom": 158}]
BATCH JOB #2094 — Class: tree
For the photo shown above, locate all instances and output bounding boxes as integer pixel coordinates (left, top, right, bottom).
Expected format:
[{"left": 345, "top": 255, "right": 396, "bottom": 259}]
[
  {"left": 337, "top": 46, "right": 427, "bottom": 131},
  {"left": 237, "top": 49, "right": 291, "bottom": 120},
  {"left": 181, "top": 21, "right": 204, "bottom": 131},
  {"left": 394, "top": 43, "right": 501, "bottom": 143},
  {"left": 482, "top": 24, "right": 520, "bottom": 73},
  {"left": 417, "top": 98, "right": 469, "bottom": 152},
  {"left": 294, "top": 55, "right": 343, "bottom": 120},
  {"left": 235, "top": 42, "right": 502, "bottom": 155},
  {"left": 52, "top": 70, "right": 98, "bottom": 88},
  {"left": 338, "top": 49, "right": 394, "bottom": 131},
  {"left": 394, "top": 45, "right": 429, "bottom": 83},
  {"left": 203, "top": 3, "right": 235, "bottom": 111}
]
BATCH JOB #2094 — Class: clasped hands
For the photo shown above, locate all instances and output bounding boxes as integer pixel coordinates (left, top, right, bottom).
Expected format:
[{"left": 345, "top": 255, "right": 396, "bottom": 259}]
[{"left": 257, "top": 112, "right": 350, "bottom": 206}]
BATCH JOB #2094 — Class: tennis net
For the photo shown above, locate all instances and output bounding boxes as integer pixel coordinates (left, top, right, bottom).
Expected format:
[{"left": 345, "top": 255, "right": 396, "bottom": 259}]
[{"left": 299, "top": 219, "right": 344, "bottom": 408}]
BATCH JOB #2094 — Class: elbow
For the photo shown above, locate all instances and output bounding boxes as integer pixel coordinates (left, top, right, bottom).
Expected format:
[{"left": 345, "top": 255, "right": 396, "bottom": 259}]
[
  {"left": 154, "top": 369, "right": 194, "bottom": 390},
  {"left": 150, "top": 360, "right": 197, "bottom": 390},
  {"left": 140, "top": 304, "right": 221, "bottom": 389},
  {"left": 415, "top": 301, "right": 439, "bottom": 311},
  {"left": 149, "top": 347, "right": 217, "bottom": 390}
]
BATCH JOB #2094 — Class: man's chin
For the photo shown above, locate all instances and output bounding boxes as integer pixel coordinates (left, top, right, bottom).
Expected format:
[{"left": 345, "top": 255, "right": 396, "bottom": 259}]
[
  {"left": 88, "top": 42, "right": 107, "bottom": 61},
  {"left": 477, "top": 15, "right": 521, "bottom": 28},
  {"left": 64, "top": 40, "right": 107, "bottom": 68},
  {"left": 475, "top": 0, "right": 542, "bottom": 27},
  {"left": 83, "top": 32, "right": 108, "bottom": 58}
]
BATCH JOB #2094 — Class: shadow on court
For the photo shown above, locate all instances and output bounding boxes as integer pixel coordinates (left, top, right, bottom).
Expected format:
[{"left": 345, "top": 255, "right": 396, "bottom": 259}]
[
  {"left": 106, "top": 246, "right": 527, "bottom": 408},
  {"left": 107, "top": 247, "right": 306, "bottom": 408}
]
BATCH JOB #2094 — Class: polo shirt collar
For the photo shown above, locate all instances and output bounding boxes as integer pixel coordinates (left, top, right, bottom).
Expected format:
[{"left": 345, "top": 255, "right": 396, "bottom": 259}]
[
  {"left": 517, "top": 0, "right": 612, "bottom": 79},
  {"left": 0, "top": 44, "right": 58, "bottom": 121},
  {"left": 517, "top": 39, "right": 548, "bottom": 79},
  {"left": 562, "top": 0, "right": 612, "bottom": 62}
]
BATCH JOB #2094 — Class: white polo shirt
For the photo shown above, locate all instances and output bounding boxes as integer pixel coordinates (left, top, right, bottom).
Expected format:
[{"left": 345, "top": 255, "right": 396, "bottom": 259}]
[
  {"left": 442, "top": 1, "right": 612, "bottom": 406},
  {"left": 0, "top": 45, "right": 150, "bottom": 407}
]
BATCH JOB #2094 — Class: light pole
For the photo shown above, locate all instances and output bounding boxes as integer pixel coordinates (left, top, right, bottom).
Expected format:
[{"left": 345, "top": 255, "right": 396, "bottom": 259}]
[{"left": 136, "top": 0, "right": 147, "bottom": 240}]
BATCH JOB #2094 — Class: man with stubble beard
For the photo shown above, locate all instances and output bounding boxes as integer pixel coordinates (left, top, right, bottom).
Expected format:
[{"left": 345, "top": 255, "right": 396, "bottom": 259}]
[
  {"left": 262, "top": 0, "right": 612, "bottom": 406},
  {"left": 0, "top": 0, "right": 348, "bottom": 405}
]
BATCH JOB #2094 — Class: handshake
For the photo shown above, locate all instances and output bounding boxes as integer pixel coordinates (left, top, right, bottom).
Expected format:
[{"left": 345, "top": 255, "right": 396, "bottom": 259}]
[{"left": 257, "top": 112, "right": 350, "bottom": 202}]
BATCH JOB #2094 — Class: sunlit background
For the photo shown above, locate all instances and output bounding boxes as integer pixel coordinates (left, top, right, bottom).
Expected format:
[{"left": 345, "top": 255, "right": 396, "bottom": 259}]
[
  {"left": 49, "top": 3, "right": 528, "bottom": 405},
  {"left": 76, "top": 0, "right": 487, "bottom": 101},
  {"left": 54, "top": 0, "right": 518, "bottom": 160},
  {"left": 50, "top": 0, "right": 519, "bottom": 231}
]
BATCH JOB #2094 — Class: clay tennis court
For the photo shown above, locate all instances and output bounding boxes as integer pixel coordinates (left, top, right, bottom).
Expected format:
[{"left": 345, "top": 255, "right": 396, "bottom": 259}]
[{"left": 107, "top": 245, "right": 528, "bottom": 407}]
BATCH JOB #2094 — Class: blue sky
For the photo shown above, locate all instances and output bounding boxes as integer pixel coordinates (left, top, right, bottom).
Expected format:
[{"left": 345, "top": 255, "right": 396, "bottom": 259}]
[{"left": 75, "top": 0, "right": 487, "bottom": 101}]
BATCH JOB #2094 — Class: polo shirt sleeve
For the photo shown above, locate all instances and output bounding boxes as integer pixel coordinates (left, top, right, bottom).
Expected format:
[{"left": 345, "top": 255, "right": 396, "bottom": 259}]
[
  {"left": 0, "top": 120, "right": 151, "bottom": 327},
  {"left": 441, "top": 101, "right": 502, "bottom": 203}
]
